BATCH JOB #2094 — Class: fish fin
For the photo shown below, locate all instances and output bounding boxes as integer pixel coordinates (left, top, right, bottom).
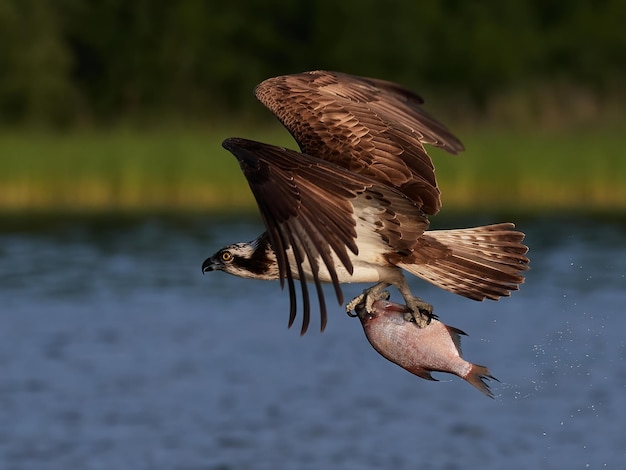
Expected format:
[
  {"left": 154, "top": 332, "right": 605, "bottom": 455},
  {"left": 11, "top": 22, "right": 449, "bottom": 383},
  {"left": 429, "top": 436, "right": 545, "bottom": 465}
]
[
  {"left": 413, "top": 368, "right": 438, "bottom": 382},
  {"left": 444, "top": 325, "right": 467, "bottom": 354},
  {"left": 465, "top": 364, "right": 499, "bottom": 399}
]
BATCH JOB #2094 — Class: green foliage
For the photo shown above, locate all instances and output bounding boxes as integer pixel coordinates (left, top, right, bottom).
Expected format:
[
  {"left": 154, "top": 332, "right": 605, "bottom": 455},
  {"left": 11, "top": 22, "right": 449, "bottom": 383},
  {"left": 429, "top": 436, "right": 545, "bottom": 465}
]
[
  {"left": 0, "top": 0, "right": 624, "bottom": 126},
  {"left": 0, "top": 0, "right": 75, "bottom": 123},
  {"left": 1, "top": 127, "right": 624, "bottom": 213}
]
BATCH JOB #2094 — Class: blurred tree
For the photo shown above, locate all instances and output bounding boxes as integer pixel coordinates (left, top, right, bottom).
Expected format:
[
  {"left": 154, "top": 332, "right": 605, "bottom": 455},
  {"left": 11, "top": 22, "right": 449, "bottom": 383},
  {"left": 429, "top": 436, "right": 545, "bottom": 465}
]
[
  {"left": 0, "top": 0, "right": 623, "bottom": 126},
  {"left": 0, "top": 0, "right": 74, "bottom": 124}
]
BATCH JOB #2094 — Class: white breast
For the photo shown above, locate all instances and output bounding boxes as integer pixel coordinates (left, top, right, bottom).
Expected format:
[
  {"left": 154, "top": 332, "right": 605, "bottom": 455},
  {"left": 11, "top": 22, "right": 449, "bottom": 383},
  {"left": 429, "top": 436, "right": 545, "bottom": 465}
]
[{"left": 288, "top": 197, "right": 405, "bottom": 285}]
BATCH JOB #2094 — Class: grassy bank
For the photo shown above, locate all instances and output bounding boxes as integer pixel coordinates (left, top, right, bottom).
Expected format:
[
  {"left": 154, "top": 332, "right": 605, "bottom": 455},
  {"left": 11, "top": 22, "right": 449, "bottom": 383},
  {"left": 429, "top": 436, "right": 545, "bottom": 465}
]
[{"left": 1, "top": 126, "right": 625, "bottom": 213}]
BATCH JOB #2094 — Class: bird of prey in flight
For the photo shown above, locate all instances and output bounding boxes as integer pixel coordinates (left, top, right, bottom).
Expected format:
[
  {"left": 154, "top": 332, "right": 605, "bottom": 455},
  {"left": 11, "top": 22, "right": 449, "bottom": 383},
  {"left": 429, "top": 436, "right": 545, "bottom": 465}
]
[{"left": 202, "top": 70, "right": 529, "bottom": 334}]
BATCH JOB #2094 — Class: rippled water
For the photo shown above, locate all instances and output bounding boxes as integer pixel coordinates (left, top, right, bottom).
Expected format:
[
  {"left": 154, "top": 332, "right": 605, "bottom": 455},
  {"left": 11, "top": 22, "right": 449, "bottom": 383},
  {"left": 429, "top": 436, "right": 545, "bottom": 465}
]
[{"left": 0, "top": 213, "right": 624, "bottom": 469}]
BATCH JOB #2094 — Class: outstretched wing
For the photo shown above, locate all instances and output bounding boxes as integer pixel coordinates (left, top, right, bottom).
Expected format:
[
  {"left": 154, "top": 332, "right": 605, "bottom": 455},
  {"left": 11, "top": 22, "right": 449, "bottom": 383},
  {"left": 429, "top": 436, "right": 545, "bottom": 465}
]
[
  {"left": 222, "top": 137, "right": 428, "bottom": 334},
  {"left": 255, "top": 70, "right": 464, "bottom": 215}
]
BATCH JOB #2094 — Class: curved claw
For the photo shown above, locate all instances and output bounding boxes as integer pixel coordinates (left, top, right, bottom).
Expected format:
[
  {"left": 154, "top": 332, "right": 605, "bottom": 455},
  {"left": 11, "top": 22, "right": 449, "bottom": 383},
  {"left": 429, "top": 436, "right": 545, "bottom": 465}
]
[
  {"left": 346, "top": 285, "right": 392, "bottom": 318},
  {"left": 403, "top": 298, "right": 436, "bottom": 328}
]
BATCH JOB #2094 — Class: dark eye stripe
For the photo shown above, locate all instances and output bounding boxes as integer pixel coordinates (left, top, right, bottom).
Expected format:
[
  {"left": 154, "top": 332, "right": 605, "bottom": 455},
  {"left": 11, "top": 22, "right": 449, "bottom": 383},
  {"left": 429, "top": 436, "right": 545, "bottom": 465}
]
[{"left": 232, "top": 252, "right": 271, "bottom": 275}]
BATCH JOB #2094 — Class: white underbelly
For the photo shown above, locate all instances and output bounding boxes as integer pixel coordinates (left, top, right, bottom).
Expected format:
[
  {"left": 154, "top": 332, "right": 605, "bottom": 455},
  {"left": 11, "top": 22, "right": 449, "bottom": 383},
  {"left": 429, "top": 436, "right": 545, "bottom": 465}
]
[
  {"left": 289, "top": 253, "right": 394, "bottom": 284},
  {"left": 286, "top": 225, "right": 401, "bottom": 284}
]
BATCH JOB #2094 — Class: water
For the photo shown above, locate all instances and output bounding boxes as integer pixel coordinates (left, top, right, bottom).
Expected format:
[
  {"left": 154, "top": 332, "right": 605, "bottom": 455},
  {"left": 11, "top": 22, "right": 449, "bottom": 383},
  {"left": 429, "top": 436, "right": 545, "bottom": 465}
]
[{"left": 0, "top": 213, "right": 624, "bottom": 469}]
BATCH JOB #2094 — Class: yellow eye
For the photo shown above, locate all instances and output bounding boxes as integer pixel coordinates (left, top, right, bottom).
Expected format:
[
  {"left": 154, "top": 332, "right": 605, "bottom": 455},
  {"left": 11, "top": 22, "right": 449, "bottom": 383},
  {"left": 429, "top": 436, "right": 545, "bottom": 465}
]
[{"left": 221, "top": 251, "right": 233, "bottom": 262}]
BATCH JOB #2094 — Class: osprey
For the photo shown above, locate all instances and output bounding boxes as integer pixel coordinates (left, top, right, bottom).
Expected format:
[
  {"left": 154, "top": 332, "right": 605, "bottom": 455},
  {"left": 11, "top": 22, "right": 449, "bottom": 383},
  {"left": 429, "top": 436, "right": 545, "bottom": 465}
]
[{"left": 202, "top": 71, "right": 529, "bottom": 334}]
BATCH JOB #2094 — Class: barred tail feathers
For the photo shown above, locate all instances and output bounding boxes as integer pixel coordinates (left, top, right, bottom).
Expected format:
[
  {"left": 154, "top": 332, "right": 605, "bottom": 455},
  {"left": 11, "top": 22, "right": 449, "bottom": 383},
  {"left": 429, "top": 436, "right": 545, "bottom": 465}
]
[{"left": 398, "top": 223, "right": 529, "bottom": 301}]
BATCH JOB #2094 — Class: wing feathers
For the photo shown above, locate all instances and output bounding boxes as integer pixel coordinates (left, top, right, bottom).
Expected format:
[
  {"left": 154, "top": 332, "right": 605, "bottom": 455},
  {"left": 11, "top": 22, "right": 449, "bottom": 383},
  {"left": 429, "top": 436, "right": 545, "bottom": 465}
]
[
  {"left": 223, "top": 137, "right": 370, "bottom": 333},
  {"left": 255, "top": 70, "right": 465, "bottom": 215},
  {"left": 283, "top": 226, "right": 312, "bottom": 333}
]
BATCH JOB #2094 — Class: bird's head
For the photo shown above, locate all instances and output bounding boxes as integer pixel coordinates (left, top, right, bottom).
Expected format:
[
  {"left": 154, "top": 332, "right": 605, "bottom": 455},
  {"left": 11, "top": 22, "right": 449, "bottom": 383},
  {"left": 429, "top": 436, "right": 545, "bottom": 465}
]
[
  {"left": 202, "top": 243, "right": 255, "bottom": 276},
  {"left": 202, "top": 239, "right": 278, "bottom": 280}
]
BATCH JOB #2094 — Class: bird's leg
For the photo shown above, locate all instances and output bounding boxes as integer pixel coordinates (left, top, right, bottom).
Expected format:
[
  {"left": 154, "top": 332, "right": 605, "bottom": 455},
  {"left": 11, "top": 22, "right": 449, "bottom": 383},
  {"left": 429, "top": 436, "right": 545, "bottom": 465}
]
[
  {"left": 346, "top": 282, "right": 390, "bottom": 317},
  {"left": 346, "top": 279, "right": 435, "bottom": 327},
  {"left": 394, "top": 277, "right": 435, "bottom": 328},
  {"left": 404, "top": 297, "right": 436, "bottom": 327}
]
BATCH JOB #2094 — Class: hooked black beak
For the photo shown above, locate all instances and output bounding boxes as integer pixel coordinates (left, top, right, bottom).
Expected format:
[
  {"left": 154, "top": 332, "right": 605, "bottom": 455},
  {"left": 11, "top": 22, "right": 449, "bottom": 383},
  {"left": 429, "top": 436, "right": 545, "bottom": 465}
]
[{"left": 201, "top": 257, "right": 217, "bottom": 274}]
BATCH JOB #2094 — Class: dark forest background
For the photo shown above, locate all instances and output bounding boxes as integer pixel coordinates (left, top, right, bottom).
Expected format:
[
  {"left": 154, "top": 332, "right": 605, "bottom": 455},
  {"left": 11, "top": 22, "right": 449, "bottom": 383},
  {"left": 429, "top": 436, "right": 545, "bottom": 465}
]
[{"left": 1, "top": 0, "right": 624, "bottom": 128}]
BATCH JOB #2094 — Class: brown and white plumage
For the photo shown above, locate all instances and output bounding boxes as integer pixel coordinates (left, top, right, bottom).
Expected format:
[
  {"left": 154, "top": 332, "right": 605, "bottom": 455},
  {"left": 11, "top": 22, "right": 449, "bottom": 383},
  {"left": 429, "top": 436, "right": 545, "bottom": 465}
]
[
  {"left": 255, "top": 71, "right": 464, "bottom": 215},
  {"left": 203, "top": 71, "right": 529, "bottom": 334}
]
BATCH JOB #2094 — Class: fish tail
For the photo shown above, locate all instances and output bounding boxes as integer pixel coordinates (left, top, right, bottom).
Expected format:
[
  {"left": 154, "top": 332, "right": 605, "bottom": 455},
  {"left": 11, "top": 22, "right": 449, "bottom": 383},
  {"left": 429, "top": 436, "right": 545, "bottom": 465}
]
[
  {"left": 399, "top": 223, "right": 529, "bottom": 301},
  {"left": 465, "top": 364, "right": 498, "bottom": 399}
]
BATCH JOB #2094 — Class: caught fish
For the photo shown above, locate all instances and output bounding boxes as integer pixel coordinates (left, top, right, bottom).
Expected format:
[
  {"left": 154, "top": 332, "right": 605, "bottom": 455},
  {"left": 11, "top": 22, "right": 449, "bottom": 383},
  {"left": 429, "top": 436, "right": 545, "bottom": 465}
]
[{"left": 355, "top": 299, "right": 497, "bottom": 398}]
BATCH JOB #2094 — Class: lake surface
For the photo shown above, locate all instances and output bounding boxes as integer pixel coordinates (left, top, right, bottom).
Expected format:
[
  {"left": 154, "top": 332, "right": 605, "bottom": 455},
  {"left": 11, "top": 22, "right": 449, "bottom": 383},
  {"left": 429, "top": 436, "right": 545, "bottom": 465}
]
[{"left": 0, "top": 213, "right": 624, "bottom": 469}]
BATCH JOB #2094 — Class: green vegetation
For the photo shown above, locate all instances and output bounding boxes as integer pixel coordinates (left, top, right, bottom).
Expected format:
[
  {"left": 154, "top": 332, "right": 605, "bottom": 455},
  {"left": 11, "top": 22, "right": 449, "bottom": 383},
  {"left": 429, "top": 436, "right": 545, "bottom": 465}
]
[
  {"left": 1, "top": 2, "right": 624, "bottom": 214},
  {"left": 0, "top": 128, "right": 257, "bottom": 213},
  {"left": 1, "top": 1, "right": 624, "bottom": 127},
  {"left": 2, "top": 127, "right": 624, "bottom": 213},
  {"left": 432, "top": 128, "right": 626, "bottom": 211}
]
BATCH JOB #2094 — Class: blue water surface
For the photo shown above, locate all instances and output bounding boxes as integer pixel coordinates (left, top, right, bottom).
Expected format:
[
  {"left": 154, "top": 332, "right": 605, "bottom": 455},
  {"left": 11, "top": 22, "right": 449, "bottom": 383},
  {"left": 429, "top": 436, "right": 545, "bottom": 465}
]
[{"left": 0, "top": 214, "right": 624, "bottom": 469}]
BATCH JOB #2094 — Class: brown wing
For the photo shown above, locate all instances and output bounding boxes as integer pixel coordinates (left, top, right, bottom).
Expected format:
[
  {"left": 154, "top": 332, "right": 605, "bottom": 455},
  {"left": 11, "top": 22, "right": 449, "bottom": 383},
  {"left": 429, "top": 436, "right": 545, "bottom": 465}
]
[
  {"left": 221, "top": 137, "right": 428, "bottom": 334},
  {"left": 255, "top": 70, "right": 464, "bottom": 215}
]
